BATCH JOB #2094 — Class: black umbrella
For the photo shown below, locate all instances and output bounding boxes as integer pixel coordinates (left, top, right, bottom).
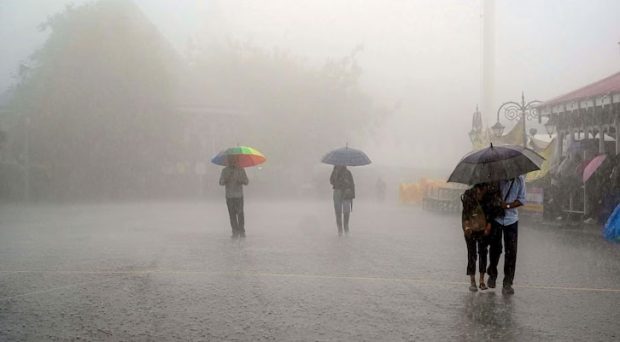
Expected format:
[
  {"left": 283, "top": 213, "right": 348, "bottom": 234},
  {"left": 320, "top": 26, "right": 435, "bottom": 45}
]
[{"left": 448, "top": 144, "right": 544, "bottom": 185}]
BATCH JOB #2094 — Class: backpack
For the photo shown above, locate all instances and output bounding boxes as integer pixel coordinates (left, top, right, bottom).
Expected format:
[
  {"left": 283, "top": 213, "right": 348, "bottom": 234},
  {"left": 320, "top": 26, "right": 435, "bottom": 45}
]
[
  {"left": 461, "top": 189, "right": 487, "bottom": 233},
  {"left": 337, "top": 170, "right": 355, "bottom": 199}
]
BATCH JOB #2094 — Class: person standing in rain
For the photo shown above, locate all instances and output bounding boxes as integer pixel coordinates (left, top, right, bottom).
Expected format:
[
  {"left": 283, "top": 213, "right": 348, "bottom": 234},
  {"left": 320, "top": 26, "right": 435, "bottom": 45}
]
[
  {"left": 487, "top": 176, "right": 526, "bottom": 295},
  {"left": 330, "top": 165, "right": 355, "bottom": 236},
  {"left": 219, "top": 157, "right": 249, "bottom": 238}
]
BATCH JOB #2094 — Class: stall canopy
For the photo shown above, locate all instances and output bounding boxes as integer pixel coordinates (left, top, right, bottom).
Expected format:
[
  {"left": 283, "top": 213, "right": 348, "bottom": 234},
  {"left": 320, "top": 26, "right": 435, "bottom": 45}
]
[
  {"left": 544, "top": 71, "right": 620, "bottom": 107},
  {"left": 538, "top": 71, "right": 620, "bottom": 156}
]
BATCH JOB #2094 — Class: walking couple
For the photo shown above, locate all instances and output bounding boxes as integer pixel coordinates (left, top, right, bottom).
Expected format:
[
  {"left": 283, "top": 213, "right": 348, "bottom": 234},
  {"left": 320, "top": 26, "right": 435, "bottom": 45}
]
[{"left": 461, "top": 176, "right": 526, "bottom": 295}]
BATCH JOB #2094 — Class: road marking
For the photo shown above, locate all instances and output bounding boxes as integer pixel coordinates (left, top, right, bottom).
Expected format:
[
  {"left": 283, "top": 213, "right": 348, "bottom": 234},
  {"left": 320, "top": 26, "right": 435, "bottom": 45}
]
[
  {"left": 0, "top": 279, "right": 111, "bottom": 302},
  {"left": 1, "top": 270, "right": 620, "bottom": 294}
]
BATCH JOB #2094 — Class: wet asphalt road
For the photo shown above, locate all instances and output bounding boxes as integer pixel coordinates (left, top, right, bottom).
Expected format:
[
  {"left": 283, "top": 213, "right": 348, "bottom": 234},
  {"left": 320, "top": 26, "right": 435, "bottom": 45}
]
[{"left": 1, "top": 200, "right": 619, "bottom": 341}]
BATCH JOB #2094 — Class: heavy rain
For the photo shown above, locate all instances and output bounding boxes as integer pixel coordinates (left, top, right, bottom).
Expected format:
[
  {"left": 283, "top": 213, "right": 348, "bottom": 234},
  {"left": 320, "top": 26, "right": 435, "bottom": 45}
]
[{"left": 1, "top": 0, "right": 620, "bottom": 341}]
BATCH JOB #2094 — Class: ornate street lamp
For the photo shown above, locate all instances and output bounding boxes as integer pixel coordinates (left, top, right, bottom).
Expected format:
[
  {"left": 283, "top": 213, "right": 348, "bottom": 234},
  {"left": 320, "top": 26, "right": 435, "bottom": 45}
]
[
  {"left": 494, "top": 92, "right": 542, "bottom": 147},
  {"left": 491, "top": 121, "right": 505, "bottom": 138}
]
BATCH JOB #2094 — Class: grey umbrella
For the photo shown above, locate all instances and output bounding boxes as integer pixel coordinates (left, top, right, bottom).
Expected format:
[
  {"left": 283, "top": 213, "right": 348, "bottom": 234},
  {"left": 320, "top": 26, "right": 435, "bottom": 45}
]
[
  {"left": 321, "top": 146, "right": 371, "bottom": 166},
  {"left": 448, "top": 144, "right": 544, "bottom": 185}
]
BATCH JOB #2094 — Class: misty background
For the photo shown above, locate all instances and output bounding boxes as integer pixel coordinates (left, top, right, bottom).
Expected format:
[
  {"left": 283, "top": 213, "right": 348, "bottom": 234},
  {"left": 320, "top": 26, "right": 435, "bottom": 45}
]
[{"left": 1, "top": 0, "right": 619, "bottom": 200}]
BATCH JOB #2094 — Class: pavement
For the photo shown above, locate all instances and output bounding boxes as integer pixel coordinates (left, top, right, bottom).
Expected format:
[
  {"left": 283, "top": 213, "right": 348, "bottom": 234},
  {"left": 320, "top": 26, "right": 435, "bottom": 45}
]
[{"left": 1, "top": 200, "right": 619, "bottom": 341}]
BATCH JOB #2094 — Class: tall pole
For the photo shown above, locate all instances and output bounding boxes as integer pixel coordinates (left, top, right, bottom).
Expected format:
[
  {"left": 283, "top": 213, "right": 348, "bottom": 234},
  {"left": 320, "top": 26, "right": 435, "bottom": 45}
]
[
  {"left": 24, "top": 117, "right": 30, "bottom": 201},
  {"left": 521, "top": 113, "right": 527, "bottom": 147},
  {"left": 482, "top": 0, "right": 495, "bottom": 123},
  {"left": 521, "top": 93, "right": 527, "bottom": 147}
]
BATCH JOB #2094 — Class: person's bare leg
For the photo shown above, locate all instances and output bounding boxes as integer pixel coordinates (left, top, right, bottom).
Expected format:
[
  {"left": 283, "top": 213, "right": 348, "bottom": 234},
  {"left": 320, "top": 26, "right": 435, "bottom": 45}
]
[
  {"left": 469, "top": 275, "right": 477, "bottom": 292},
  {"left": 479, "top": 272, "right": 487, "bottom": 290}
]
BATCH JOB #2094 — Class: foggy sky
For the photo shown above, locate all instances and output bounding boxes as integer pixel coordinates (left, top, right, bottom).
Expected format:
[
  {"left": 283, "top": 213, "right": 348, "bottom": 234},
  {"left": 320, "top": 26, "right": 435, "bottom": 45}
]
[{"left": 1, "top": 0, "right": 619, "bottom": 171}]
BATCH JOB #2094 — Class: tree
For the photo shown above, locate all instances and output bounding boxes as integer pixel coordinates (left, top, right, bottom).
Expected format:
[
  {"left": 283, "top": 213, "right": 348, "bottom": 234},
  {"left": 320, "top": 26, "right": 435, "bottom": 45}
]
[{"left": 9, "top": 0, "right": 180, "bottom": 199}]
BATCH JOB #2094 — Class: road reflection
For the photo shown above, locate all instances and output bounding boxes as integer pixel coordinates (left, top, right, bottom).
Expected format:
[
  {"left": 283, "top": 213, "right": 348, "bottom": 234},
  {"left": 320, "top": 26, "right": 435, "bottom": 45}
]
[{"left": 458, "top": 292, "right": 517, "bottom": 341}]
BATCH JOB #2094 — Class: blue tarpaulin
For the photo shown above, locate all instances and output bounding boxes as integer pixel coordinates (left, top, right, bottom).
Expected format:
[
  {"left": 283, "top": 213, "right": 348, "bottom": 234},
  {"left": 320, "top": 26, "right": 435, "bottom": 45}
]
[{"left": 603, "top": 204, "right": 620, "bottom": 243}]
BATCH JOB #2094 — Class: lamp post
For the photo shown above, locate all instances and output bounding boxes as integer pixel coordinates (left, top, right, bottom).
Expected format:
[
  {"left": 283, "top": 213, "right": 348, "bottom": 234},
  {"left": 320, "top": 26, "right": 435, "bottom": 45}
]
[{"left": 494, "top": 92, "right": 542, "bottom": 147}]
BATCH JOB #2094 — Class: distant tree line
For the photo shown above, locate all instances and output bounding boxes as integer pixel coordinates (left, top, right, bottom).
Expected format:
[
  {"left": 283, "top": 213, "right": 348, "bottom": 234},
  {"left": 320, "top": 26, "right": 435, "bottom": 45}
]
[{"left": 1, "top": 0, "right": 389, "bottom": 200}]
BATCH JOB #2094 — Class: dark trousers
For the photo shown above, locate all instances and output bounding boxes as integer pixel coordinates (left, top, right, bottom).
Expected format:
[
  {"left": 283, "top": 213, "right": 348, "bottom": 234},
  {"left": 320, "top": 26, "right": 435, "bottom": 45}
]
[
  {"left": 487, "top": 220, "right": 518, "bottom": 286},
  {"left": 465, "top": 234, "right": 489, "bottom": 276},
  {"left": 226, "top": 197, "right": 244, "bottom": 236}
]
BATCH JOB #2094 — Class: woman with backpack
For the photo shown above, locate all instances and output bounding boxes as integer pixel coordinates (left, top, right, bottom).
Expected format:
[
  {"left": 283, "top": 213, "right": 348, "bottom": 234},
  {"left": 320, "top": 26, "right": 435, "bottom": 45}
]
[{"left": 461, "top": 183, "right": 492, "bottom": 291}]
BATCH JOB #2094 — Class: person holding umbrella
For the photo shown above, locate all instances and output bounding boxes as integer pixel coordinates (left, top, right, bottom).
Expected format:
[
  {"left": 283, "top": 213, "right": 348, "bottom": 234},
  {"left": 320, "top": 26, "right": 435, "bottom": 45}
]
[
  {"left": 322, "top": 145, "right": 371, "bottom": 236},
  {"left": 330, "top": 165, "right": 355, "bottom": 235},
  {"left": 448, "top": 143, "right": 543, "bottom": 295},
  {"left": 213, "top": 146, "right": 266, "bottom": 238},
  {"left": 487, "top": 176, "right": 526, "bottom": 295},
  {"left": 219, "top": 159, "right": 249, "bottom": 238}
]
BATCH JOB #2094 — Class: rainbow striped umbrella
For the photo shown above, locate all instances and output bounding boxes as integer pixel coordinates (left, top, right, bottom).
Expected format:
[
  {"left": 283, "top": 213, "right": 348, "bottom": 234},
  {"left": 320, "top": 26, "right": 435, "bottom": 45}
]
[{"left": 211, "top": 146, "right": 266, "bottom": 168}]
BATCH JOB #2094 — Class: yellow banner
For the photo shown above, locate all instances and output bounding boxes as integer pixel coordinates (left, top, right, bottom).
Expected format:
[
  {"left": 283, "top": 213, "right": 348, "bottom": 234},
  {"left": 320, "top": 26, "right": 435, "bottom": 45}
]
[
  {"left": 526, "top": 138, "right": 556, "bottom": 182},
  {"left": 491, "top": 122, "right": 525, "bottom": 146},
  {"left": 470, "top": 122, "right": 525, "bottom": 150}
]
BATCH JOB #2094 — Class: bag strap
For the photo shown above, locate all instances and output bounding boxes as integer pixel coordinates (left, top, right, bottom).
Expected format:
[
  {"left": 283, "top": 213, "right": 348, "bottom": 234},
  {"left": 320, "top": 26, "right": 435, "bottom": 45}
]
[{"left": 503, "top": 179, "right": 515, "bottom": 202}]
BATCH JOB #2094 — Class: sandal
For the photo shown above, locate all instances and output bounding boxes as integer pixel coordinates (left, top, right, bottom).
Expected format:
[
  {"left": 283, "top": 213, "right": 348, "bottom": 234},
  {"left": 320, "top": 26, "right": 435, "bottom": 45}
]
[{"left": 479, "top": 282, "right": 488, "bottom": 290}]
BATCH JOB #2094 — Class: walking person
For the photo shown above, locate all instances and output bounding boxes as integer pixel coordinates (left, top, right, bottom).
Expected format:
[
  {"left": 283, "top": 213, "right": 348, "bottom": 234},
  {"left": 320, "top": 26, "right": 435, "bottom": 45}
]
[
  {"left": 321, "top": 145, "right": 371, "bottom": 235},
  {"left": 330, "top": 165, "right": 355, "bottom": 236},
  {"left": 219, "top": 158, "right": 249, "bottom": 238},
  {"left": 486, "top": 176, "right": 526, "bottom": 295},
  {"left": 461, "top": 183, "right": 491, "bottom": 291}
]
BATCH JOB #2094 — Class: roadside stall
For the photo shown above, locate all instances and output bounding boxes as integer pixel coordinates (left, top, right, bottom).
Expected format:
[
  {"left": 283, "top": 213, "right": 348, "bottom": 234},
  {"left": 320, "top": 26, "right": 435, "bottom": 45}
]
[
  {"left": 421, "top": 182, "right": 468, "bottom": 213},
  {"left": 537, "top": 71, "right": 620, "bottom": 223}
]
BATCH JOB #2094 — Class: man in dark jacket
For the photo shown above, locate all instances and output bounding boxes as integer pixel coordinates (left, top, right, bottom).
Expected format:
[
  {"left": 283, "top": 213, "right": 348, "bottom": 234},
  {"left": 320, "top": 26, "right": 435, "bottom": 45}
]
[
  {"left": 219, "top": 162, "right": 249, "bottom": 238},
  {"left": 330, "top": 165, "right": 355, "bottom": 235}
]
